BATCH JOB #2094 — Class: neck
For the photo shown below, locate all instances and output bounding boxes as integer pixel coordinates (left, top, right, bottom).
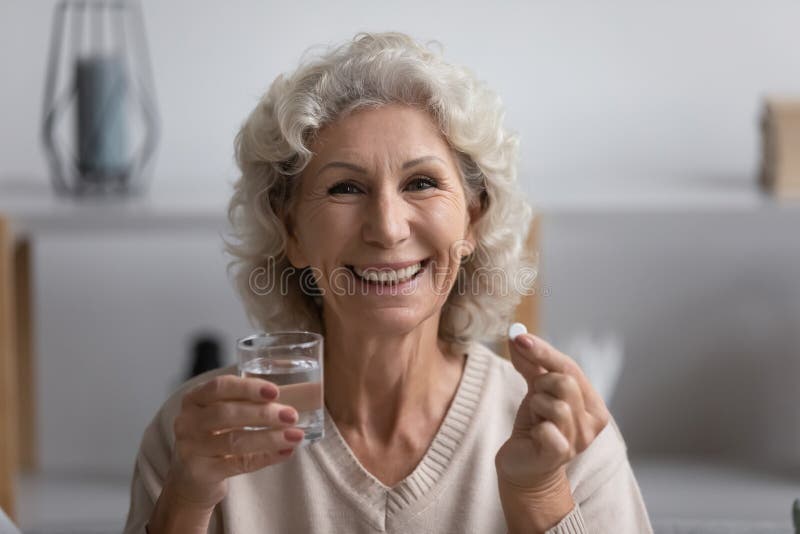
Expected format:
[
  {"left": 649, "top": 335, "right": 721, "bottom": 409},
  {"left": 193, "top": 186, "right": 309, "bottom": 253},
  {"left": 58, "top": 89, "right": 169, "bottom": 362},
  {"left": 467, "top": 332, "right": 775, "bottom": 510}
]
[{"left": 322, "top": 311, "right": 464, "bottom": 445}]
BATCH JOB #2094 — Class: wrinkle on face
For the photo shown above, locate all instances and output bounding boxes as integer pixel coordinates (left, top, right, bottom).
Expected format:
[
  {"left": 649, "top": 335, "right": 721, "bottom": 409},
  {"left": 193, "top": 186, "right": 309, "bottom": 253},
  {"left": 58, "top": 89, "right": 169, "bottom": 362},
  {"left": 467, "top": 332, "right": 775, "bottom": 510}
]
[{"left": 286, "top": 104, "right": 474, "bottom": 306}]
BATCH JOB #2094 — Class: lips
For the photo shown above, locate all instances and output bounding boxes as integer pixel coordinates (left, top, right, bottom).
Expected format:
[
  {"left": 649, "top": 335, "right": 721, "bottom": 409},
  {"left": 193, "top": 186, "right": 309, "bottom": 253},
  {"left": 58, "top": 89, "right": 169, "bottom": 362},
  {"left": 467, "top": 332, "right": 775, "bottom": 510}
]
[
  {"left": 348, "top": 258, "right": 426, "bottom": 271},
  {"left": 345, "top": 258, "right": 430, "bottom": 285}
]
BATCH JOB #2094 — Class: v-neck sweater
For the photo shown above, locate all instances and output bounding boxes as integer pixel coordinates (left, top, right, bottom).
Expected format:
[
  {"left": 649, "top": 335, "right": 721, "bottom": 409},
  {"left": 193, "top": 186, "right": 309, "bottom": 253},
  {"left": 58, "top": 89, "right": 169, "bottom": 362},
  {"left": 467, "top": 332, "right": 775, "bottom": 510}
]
[{"left": 124, "top": 341, "right": 653, "bottom": 533}]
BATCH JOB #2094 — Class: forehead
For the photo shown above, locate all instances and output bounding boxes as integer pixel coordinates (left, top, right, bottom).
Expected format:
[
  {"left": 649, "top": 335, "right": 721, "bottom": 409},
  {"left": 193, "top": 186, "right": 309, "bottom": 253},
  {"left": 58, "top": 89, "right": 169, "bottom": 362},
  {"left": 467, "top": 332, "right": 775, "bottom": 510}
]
[{"left": 308, "top": 103, "right": 453, "bottom": 164}]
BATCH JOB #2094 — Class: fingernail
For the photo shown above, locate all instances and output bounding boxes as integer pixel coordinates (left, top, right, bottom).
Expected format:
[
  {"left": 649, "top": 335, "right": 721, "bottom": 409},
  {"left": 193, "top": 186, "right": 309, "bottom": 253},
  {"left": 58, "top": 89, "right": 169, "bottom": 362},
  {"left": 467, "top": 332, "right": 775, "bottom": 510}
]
[
  {"left": 261, "top": 386, "right": 279, "bottom": 400},
  {"left": 279, "top": 408, "right": 298, "bottom": 424},
  {"left": 514, "top": 334, "right": 534, "bottom": 350},
  {"left": 278, "top": 448, "right": 294, "bottom": 455},
  {"left": 284, "top": 428, "right": 304, "bottom": 442}
]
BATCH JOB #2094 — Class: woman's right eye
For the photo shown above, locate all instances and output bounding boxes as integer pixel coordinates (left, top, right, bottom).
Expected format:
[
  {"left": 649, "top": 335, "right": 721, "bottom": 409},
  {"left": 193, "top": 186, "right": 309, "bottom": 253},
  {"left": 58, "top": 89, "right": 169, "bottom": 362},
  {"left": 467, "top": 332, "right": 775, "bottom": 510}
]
[{"left": 328, "top": 182, "right": 363, "bottom": 195}]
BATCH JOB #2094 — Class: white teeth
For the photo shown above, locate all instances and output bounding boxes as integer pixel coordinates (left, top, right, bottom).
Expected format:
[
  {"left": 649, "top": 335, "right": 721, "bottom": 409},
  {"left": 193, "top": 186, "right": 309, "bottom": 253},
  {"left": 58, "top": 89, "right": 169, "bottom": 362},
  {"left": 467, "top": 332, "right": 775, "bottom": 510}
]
[{"left": 353, "top": 262, "right": 422, "bottom": 284}]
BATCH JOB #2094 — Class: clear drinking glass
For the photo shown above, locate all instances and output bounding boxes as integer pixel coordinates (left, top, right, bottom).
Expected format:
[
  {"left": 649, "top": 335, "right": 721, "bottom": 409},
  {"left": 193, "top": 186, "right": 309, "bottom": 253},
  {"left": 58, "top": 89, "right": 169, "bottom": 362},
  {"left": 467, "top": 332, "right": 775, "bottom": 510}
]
[{"left": 237, "top": 331, "right": 324, "bottom": 446}]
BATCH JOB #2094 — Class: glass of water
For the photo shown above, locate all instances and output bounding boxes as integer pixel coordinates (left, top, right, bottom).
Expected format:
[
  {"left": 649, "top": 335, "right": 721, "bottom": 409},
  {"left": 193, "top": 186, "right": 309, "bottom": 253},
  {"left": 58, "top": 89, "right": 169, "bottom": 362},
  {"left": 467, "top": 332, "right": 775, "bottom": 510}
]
[{"left": 237, "top": 331, "right": 324, "bottom": 446}]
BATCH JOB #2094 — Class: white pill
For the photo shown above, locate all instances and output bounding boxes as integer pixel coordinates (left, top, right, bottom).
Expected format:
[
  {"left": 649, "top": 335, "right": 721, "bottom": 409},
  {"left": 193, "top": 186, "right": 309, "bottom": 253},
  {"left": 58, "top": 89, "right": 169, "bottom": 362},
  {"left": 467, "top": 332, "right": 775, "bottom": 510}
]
[{"left": 508, "top": 322, "right": 528, "bottom": 340}]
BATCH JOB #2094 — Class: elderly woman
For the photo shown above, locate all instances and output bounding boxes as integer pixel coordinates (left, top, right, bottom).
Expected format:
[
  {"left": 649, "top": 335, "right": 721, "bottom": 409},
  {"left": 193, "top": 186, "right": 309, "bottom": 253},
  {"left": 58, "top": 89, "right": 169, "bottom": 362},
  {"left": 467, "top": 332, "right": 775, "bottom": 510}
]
[{"left": 124, "top": 32, "right": 653, "bottom": 534}]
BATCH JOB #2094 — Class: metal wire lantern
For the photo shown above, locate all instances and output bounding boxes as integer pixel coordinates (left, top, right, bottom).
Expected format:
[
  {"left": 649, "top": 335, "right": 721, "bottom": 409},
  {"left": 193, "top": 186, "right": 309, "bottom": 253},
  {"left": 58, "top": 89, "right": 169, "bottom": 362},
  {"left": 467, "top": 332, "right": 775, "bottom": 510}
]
[{"left": 41, "top": 0, "right": 159, "bottom": 196}]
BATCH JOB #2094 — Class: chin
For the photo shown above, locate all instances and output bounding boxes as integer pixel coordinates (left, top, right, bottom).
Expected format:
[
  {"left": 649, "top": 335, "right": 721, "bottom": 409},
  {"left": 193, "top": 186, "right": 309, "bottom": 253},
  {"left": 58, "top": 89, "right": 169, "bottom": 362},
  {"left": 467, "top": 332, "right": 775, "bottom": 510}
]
[{"left": 354, "top": 308, "right": 431, "bottom": 336}]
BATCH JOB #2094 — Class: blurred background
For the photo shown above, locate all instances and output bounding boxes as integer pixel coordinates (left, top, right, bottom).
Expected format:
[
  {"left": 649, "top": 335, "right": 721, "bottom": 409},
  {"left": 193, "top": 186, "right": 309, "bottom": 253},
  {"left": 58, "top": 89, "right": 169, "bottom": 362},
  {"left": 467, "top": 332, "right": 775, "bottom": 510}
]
[{"left": 1, "top": 1, "right": 799, "bottom": 533}]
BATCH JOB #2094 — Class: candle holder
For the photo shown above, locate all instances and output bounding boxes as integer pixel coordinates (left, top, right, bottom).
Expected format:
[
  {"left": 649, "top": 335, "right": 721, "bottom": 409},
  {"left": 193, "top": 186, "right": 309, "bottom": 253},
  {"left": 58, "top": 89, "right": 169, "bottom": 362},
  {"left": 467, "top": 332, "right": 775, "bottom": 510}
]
[{"left": 41, "top": 0, "right": 159, "bottom": 197}]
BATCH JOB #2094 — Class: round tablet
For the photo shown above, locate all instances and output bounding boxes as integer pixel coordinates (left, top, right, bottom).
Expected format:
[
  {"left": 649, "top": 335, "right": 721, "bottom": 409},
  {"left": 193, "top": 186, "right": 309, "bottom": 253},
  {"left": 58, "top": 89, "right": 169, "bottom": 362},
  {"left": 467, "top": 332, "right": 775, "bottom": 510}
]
[{"left": 508, "top": 322, "right": 527, "bottom": 340}]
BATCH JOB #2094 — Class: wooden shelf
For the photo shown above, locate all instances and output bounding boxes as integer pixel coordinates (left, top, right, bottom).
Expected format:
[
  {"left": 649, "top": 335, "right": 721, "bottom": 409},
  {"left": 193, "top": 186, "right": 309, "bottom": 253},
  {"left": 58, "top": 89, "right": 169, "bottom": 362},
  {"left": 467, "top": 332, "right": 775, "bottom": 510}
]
[
  {"left": 0, "top": 180, "right": 229, "bottom": 235},
  {"left": 532, "top": 181, "right": 800, "bottom": 213}
]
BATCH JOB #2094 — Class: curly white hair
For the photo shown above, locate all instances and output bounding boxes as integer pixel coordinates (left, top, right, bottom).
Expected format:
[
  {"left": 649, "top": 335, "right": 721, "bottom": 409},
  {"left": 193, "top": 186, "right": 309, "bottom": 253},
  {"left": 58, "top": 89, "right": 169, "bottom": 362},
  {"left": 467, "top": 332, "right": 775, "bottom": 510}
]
[{"left": 224, "top": 31, "right": 536, "bottom": 350}]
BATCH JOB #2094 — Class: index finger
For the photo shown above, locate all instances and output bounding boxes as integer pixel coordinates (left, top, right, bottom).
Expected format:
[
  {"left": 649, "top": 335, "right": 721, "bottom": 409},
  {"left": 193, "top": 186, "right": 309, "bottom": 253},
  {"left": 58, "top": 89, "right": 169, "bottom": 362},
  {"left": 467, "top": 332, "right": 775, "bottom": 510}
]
[
  {"left": 185, "top": 375, "right": 279, "bottom": 407},
  {"left": 511, "top": 334, "right": 584, "bottom": 382},
  {"left": 512, "top": 334, "right": 604, "bottom": 410},
  {"left": 508, "top": 347, "right": 547, "bottom": 391}
]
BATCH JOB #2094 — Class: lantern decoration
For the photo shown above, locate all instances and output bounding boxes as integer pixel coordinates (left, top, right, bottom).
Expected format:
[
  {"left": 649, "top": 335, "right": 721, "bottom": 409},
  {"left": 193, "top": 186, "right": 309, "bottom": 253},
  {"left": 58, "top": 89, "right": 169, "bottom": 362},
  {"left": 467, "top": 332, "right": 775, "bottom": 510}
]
[{"left": 41, "top": 0, "right": 159, "bottom": 196}]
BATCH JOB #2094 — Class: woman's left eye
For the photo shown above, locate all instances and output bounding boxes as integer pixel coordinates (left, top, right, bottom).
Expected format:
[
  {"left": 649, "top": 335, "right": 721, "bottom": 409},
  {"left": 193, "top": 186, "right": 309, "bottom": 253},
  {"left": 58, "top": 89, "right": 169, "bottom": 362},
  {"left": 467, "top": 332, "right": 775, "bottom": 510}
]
[{"left": 406, "top": 176, "right": 438, "bottom": 192}]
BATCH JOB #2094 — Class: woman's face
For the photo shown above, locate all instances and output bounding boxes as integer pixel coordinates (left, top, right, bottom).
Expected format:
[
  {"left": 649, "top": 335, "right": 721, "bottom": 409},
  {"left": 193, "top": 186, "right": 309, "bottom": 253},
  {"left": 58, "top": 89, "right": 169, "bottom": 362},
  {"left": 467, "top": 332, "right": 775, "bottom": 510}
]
[{"left": 286, "top": 103, "right": 477, "bottom": 335}]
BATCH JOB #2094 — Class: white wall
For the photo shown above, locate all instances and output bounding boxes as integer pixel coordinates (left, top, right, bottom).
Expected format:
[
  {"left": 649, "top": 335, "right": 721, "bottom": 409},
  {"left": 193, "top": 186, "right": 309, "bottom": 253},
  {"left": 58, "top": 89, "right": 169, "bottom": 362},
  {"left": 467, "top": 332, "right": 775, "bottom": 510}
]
[
  {"left": 2, "top": 1, "right": 800, "bottom": 475},
  {"left": 33, "top": 232, "right": 251, "bottom": 474},
  {"left": 541, "top": 210, "right": 800, "bottom": 471}
]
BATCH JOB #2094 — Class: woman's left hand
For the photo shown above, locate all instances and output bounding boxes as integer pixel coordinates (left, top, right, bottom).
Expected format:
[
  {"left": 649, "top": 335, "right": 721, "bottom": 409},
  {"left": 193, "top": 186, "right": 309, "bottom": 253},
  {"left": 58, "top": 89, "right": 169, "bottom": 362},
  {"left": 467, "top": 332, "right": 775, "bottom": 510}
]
[{"left": 496, "top": 332, "right": 611, "bottom": 493}]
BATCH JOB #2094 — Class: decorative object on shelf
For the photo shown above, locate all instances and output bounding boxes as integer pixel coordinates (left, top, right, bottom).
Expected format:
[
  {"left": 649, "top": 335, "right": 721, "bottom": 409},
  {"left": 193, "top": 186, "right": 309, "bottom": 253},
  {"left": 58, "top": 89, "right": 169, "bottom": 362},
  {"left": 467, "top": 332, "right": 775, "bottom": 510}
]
[
  {"left": 41, "top": 0, "right": 159, "bottom": 197},
  {"left": 760, "top": 96, "right": 800, "bottom": 199},
  {"left": 187, "top": 332, "right": 224, "bottom": 379}
]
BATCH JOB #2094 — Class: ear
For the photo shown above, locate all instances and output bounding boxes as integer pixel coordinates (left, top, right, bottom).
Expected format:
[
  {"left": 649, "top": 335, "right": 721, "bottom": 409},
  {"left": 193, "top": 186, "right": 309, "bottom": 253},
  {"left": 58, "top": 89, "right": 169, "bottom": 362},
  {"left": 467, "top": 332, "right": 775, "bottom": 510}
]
[
  {"left": 286, "top": 237, "right": 308, "bottom": 269},
  {"left": 284, "top": 216, "right": 309, "bottom": 269},
  {"left": 463, "top": 198, "right": 484, "bottom": 253}
]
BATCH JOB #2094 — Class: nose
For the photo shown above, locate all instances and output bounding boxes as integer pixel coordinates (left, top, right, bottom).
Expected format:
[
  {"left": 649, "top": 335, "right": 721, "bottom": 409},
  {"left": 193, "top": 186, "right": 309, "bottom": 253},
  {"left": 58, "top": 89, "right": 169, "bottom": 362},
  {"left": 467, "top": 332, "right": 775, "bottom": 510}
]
[{"left": 361, "top": 187, "right": 411, "bottom": 248}]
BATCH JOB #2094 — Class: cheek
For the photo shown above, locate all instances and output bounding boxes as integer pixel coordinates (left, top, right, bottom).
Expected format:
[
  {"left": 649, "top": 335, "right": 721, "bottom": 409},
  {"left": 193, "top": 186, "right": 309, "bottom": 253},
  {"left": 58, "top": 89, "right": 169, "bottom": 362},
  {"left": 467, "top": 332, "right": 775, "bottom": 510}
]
[
  {"left": 418, "top": 197, "right": 469, "bottom": 250},
  {"left": 296, "top": 205, "right": 359, "bottom": 262}
]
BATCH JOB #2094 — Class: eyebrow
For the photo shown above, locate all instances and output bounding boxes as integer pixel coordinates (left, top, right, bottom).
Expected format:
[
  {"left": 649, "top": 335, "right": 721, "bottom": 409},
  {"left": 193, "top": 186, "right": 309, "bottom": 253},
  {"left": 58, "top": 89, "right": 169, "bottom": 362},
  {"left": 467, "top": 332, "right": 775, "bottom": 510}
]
[{"left": 316, "top": 155, "right": 446, "bottom": 177}]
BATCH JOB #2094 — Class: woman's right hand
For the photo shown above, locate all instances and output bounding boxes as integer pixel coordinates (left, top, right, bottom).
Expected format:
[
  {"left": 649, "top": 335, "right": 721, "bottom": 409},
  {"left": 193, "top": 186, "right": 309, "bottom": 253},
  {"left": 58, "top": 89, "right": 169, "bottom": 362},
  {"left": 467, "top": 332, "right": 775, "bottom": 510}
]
[{"left": 164, "top": 374, "right": 305, "bottom": 511}]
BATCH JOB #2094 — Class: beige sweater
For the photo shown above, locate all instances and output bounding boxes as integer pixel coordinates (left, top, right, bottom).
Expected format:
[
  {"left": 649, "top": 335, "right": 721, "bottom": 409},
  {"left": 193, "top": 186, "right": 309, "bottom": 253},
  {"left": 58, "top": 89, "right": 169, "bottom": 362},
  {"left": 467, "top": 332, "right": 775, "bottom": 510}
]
[{"left": 124, "top": 342, "right": 653, "bottom": 534}]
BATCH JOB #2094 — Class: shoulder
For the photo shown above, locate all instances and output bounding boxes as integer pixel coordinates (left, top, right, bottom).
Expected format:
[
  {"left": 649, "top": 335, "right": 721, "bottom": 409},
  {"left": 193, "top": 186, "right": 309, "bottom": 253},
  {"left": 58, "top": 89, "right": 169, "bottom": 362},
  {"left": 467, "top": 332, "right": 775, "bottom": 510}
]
[{"left": 466, "top": 341, "right": 528, "bottom": 408}]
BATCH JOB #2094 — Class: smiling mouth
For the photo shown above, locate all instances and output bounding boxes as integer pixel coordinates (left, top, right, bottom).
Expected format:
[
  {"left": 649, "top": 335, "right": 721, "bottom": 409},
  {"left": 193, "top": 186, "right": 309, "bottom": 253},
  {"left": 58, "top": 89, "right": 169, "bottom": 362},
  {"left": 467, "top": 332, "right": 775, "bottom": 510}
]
[{"left": 345, "top": 258, "right": 431, "bottom": 286}]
